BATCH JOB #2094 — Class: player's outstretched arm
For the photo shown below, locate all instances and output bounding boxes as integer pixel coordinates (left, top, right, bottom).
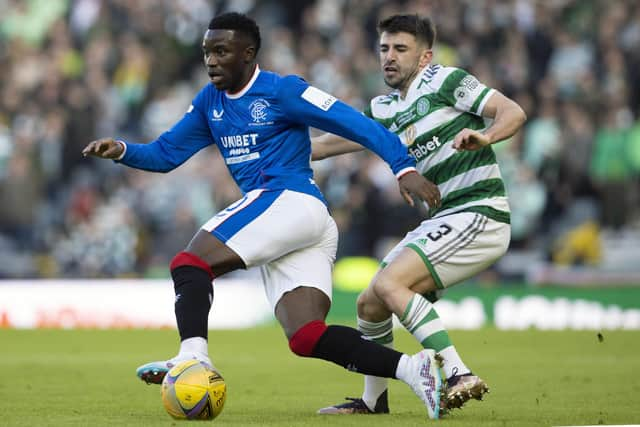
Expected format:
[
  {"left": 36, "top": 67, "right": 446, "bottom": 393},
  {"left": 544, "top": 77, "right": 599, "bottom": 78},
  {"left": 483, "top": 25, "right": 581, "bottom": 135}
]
[
  {"left": 453, "top": 91, "right": 526, "bottom": 151},
  {"left": 82, "top": 138, "right": 125, "bottom": 159},
  {"left": 81, "top": 95, "right": 214, "bottom": 173},
  {"left": 311, "top": 133, "right": 364, "bottom": 160}
]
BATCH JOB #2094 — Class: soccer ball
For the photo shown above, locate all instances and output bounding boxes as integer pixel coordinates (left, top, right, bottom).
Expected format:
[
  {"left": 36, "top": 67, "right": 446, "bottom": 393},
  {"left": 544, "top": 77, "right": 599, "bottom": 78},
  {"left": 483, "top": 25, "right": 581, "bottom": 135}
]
[{"left": 161, "top": 359, "right": 227, "bottom": 420}]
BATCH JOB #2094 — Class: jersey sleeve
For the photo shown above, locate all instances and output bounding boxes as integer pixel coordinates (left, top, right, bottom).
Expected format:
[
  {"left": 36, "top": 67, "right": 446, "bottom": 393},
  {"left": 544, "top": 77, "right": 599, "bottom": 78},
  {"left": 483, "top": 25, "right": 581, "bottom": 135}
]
[
  {"left": 118, "top": 89, "right": 214, "bottom": 173},
  {"left": 435, "top": 67, "right": 495, "bottom": 116},
  {"left": 276, "top": 75, "right": 415, "bottom": 176}
]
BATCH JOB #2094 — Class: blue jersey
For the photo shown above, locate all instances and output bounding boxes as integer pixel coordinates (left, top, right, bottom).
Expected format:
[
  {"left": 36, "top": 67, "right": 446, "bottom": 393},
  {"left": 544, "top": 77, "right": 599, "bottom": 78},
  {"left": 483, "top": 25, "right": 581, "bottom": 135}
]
[{"left": 119, "top": 66, "right": 416, "bottom": 204}]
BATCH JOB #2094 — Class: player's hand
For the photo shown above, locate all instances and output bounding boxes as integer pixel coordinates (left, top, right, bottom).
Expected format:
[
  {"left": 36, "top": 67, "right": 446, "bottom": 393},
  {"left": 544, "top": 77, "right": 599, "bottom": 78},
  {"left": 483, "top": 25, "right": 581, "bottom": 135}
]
[
  {"left": 453, "top": 128, "right": 491, "bottom": 151},
  {"left": 82, "top": 138, "right": 125, "bottom": 159},
  {"left": 398, "top": 170, "right": 441, "bottom": 208}
]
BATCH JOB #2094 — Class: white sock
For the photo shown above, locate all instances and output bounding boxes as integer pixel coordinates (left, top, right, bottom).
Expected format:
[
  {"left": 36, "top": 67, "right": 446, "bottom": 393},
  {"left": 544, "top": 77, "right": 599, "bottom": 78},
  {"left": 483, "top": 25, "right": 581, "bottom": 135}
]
[
  {"left": 394, "top": 354, "right": 412, "bottom": 384},
  {"left": 178, "top": 336, "right": 209, "bottom": 360},
  {"left": 439, "top": 346, "right": 470, "bottom": 379},
  {"left": 358, "top": 317, "right": 394, "bottom": 410}
]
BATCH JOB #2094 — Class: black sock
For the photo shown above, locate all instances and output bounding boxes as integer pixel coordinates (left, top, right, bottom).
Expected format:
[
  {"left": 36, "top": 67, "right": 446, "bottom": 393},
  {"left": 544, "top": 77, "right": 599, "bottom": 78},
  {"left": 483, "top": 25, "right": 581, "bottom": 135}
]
[
  {"left": 171, "top": 265, "right": 213, "bottom": 340},
  {"left": 311, "top": 325, "right": 401, "bottom": 378}
]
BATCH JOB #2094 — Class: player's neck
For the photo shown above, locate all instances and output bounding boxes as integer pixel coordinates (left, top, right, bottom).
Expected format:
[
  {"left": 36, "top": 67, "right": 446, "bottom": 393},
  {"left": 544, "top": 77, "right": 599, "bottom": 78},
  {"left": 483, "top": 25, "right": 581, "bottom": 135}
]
[
  {"left": 227, "top": 63, "right": 259, "bottom": 96},
  {"left": 226, "top": 64, "right": 260, "bottom": 99},
  {"left": 398, "top": 81, "right": 413, "bottom": 100},
  {"left": 399, "top": 63, "right": 429, "bottom": 99}
]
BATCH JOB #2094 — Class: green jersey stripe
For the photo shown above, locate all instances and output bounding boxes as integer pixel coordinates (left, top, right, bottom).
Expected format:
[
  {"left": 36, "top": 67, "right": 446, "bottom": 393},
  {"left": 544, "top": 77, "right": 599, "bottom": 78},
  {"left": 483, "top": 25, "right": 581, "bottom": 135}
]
[
  {"left": 439, "top": 164, "right": 503, "bottom": 200},
  {"left": 372, "top": 94, "right": 452, "bottom": 133},
  {"left": 429, "top": 178, "right": 506, "bottom": 217},
  {"left": 437, "top": 69, "right": 468, "bottom": 105},
  {"left": 425, "top": 146, "right": 496, "bottom": 184},
  {"left": 399, "top": 106, "right": 464, "bottom": 141},
  {"left": 432, "top": 196, "right": 510, "bottom": 219},
  {"left": 408, "top": 113, "right": 486, "bottom": 163},
  {"left": 471, "top": 87, "right": 491, "bottom": 114}
]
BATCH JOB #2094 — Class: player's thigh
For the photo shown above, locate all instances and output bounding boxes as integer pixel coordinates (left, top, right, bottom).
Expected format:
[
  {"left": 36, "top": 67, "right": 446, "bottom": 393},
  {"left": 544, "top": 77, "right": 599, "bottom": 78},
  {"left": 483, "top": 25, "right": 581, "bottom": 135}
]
[
  {"left": 201, "top": 189, "right": 333, "bottom": 268},
  {"left": 274, "top": 286, "right": 331, "bottom": 338},
  {"left": 383, "top": 212, "right": 510, "bottom": 291},
  {"left": 262, "top": 222, "right": 338, "bottom": 313},
  {"left": 374, "top": 248, "right": 434, "bottom": 295},
  {"left": 185, "top": 230, "right": 246, "bottom": 276}
]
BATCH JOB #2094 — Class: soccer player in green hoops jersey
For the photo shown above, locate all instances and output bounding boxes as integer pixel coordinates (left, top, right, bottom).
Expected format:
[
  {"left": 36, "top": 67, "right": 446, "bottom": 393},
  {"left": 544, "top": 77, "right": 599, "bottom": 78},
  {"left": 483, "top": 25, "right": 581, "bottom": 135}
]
[{"left": 312, "top": 14, "right": 526, "bottom": 414}]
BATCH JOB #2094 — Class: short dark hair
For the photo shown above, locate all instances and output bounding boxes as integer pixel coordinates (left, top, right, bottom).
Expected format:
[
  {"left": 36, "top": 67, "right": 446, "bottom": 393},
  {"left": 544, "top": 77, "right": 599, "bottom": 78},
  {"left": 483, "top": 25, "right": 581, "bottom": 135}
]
[
  {"left": 377, "top": 14, "right": 436, "bottom": 48},
  {"left": 208, "top": 12, "right": 261, "bottom": 54}
]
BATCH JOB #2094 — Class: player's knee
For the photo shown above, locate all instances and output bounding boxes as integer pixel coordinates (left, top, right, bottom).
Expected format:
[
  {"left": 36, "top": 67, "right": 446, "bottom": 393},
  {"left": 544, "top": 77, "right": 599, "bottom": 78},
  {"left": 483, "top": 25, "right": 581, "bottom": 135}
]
[
  {"left": 357, "top": 288, "right": 391, "bottom": 320},
  {"left": 288, "top": 320, "right": 327, "bottom": 357},
  {"left": 371, "top": 274, "right": 396, "bottom": 305},
  {"left": 356, "top": 291, "right": 369, "bottom": 316},
  {"left": 170, "top": 251, "right": 214, "bottom": 278},
  {"left": 356, "top": 288, "right": 380, "bottom": 318}
]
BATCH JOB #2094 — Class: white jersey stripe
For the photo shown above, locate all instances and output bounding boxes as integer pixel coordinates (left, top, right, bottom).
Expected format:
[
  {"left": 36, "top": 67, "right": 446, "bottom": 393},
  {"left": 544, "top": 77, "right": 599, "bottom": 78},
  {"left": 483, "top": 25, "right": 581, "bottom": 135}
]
[
  {"left": 438, "top": 164, "right": 503, "bottom": 199},
  {"left": 402, "top": 108, "right": 465, "bottom": 141},
  {"left": 475, "top": 88, "right": 496, "bottom": 116}
]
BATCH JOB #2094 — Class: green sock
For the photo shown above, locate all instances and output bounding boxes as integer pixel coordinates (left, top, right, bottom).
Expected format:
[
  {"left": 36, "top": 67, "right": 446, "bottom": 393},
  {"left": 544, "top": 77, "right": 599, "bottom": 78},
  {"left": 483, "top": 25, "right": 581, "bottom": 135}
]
[{"left": 400, "top": 293, "right": 469, "bottom": 378}]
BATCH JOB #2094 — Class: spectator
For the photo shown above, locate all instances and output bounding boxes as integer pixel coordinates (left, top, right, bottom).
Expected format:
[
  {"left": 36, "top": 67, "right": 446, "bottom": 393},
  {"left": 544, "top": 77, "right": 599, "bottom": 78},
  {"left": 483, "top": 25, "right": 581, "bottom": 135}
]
[{"left": 0, "top": 0, "right": 638, "bottom": 278}]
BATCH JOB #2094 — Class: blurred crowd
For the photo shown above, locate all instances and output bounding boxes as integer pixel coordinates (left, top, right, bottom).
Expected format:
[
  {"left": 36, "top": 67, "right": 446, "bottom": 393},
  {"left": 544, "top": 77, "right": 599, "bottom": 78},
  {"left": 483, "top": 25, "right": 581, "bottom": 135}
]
[{"left": 1, "top": 0, "right": 639, "bottom": 278}]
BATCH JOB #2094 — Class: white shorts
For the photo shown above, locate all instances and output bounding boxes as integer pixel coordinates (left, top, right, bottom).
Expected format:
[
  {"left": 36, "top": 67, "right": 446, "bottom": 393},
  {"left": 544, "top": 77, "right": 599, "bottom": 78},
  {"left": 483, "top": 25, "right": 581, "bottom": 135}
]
[
  {"left": 201, "top": 189, "right": 338, "bottom": 310},
  {"left": 382, "top": 211, "right": 510, "bottom": 289}
]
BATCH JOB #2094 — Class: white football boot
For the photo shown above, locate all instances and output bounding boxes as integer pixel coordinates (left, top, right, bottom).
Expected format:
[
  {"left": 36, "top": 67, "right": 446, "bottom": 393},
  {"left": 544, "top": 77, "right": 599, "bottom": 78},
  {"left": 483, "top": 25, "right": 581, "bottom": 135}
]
[
  {"left": 400, "top": 349, "right": 444, "bottom": 419},
  {"left": 136, "top": 353, "right": 213, "bottom": 384}
]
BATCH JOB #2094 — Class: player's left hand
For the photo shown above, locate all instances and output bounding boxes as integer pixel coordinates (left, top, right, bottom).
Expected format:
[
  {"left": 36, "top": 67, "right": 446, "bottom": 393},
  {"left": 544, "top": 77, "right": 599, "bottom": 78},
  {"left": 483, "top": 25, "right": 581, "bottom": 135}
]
[
  {"left": 82, "top": 137, "right": 124, "bottom": 159},
  {"left": 398, "top": 170, "right": 441, "bottom": 208},
  {"left": 453, "top": 128, "right": 491, "bottom": 151}
]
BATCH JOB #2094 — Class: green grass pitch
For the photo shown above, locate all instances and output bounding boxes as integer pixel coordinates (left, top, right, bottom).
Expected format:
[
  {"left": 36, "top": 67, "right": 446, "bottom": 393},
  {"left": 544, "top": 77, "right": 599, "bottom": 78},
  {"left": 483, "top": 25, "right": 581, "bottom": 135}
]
[{"left": 1, "top": 326, "right": 638, "bottom": 426}]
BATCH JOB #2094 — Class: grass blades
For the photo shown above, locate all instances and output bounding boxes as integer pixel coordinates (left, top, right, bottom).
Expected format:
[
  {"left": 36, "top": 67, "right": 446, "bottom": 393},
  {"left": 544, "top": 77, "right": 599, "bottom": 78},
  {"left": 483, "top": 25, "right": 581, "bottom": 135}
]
[{"left": 0, "top": 327, "right": 638, "bottom": 426}]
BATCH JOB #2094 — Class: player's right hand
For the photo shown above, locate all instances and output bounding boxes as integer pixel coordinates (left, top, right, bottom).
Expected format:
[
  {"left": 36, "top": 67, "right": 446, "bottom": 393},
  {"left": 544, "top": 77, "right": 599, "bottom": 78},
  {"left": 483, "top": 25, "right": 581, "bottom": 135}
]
[
  {"left": 398, "top": 170, "right": 441, "bottom": 209},
  {"left": 82, "top": 138, "right": 125, "bottom": 159}
]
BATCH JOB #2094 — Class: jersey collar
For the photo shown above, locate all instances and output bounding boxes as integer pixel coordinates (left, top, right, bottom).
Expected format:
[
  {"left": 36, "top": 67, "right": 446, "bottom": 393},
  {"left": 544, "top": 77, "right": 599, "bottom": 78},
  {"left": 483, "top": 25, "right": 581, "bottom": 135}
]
[
  {"left": 398, "top": 64, "right": 431, "bottom": 101},
  {"left": 225, "top": 64, "right": 260, "bottom": 99}
]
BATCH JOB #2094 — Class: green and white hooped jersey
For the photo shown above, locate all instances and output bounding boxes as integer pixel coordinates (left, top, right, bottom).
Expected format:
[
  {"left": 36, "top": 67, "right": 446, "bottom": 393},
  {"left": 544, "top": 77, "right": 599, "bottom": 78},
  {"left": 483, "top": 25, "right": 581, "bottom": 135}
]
[{"left": 365, "top": 64, "right": 510, "bottom": 224}]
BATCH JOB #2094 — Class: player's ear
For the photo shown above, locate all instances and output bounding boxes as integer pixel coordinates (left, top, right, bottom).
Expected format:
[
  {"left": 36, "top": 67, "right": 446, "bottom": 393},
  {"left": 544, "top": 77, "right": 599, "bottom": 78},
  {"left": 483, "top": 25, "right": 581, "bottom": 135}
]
[
  {"left": 418, "top": 48, "right": 432, "bottom": 68},
  {"left": 244, "top": 45, "right": 257, "bottom": 63}
]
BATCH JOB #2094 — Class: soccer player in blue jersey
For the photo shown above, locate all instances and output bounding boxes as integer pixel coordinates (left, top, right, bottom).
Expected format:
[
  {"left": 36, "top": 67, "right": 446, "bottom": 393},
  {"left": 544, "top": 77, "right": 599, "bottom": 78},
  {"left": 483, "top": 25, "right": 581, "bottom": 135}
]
[{"left": 82, "top": 12, "right": 445, "bottom": 419}]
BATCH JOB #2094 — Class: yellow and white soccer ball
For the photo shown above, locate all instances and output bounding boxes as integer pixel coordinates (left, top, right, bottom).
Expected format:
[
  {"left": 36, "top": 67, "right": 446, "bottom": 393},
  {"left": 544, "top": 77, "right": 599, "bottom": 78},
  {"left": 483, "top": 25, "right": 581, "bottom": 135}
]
[{"left": 161, "top": 359, "right": 227, "bottom": 420}]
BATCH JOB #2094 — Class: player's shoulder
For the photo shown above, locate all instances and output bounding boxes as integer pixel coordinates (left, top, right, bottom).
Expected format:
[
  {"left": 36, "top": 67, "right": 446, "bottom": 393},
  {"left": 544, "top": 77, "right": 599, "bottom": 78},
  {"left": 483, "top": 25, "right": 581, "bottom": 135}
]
[
  {"left": 274, "top": 73, "right": 308, "bottom": 90},
  {"left": 257, "top": 69, "right": 285, "bottom": 86},
  {"left": 425, "top": 65, "right": 489, "bottom": 98},
  {"left": 260, "top": 70, "right": 305, "bottom": 87},
  {"left": 423, "top": 64, "right": 469, "bottom": 90},
  {"left": 367, "top": 89, "right": 401, "bottom": 119},
  {"left": 370, "top": 88, "right": 399, "bottom": 106},
  {"left": 256, "top": 70, "right": 308, "bottom": 98}
]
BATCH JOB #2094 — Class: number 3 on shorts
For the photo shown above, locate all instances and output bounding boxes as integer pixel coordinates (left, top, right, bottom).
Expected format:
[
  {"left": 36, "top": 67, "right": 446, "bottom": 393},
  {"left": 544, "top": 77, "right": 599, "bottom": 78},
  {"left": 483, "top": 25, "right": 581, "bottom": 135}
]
[{"left": 426, "top": 224, "right": 452, "bottom": 242}]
